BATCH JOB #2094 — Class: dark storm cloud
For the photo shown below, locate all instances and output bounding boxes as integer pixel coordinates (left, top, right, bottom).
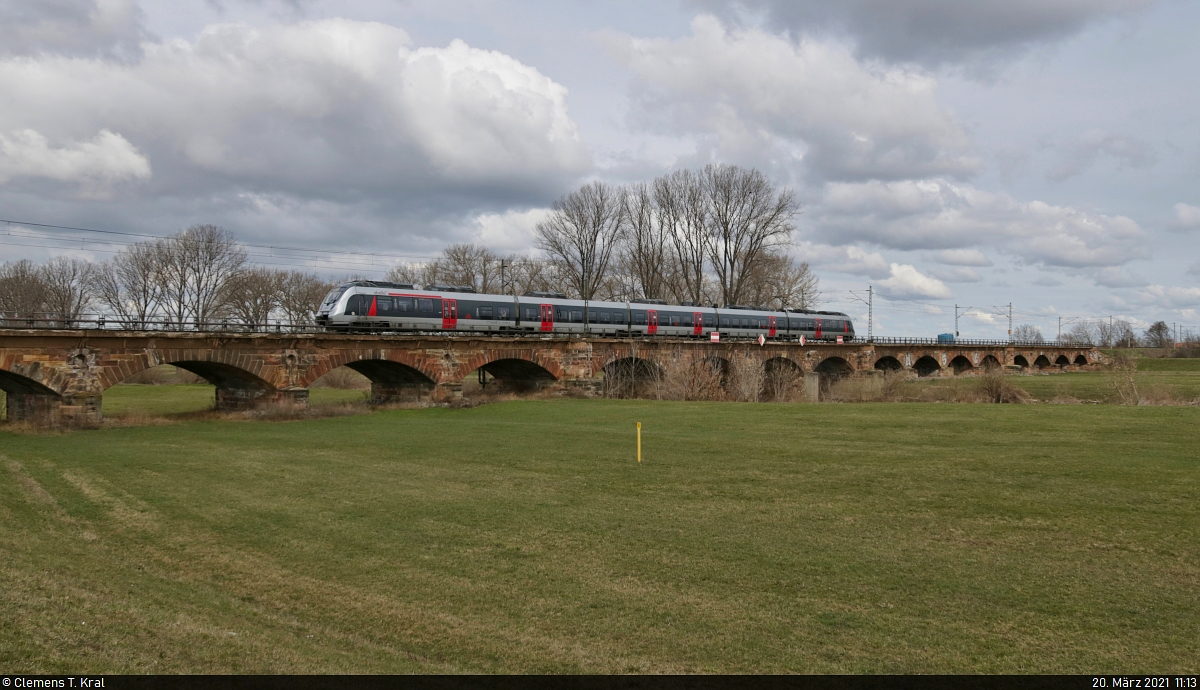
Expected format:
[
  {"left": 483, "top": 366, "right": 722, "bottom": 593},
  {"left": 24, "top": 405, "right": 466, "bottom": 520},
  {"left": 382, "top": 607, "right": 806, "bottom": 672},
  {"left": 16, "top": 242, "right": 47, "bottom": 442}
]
[{"left": 688, "top": 0, "right": 1156, "bottom": 66}]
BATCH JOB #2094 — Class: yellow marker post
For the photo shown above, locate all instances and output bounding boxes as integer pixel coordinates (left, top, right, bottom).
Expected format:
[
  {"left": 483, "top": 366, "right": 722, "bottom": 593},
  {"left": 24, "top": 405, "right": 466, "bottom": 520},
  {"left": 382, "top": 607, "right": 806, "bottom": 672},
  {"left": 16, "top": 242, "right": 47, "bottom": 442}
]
[{"left": 636, "top": 422, "right": 642, "bottom": 463}]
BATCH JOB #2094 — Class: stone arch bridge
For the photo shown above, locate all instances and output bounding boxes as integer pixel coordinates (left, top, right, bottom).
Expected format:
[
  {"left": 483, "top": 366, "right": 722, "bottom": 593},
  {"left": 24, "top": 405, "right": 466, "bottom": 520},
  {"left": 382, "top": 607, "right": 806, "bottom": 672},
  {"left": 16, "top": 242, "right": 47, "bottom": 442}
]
[{"left": 0, "top": 330, "right": 1102, "bottom": 426}]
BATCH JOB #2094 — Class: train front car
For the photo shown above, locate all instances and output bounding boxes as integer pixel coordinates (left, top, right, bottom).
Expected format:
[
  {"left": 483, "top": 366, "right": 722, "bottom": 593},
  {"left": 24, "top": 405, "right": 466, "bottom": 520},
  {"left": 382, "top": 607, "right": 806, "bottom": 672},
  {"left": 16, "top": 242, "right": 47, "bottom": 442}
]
[{"left": 320, "top": 281, "right": 520, "bottom": 333}]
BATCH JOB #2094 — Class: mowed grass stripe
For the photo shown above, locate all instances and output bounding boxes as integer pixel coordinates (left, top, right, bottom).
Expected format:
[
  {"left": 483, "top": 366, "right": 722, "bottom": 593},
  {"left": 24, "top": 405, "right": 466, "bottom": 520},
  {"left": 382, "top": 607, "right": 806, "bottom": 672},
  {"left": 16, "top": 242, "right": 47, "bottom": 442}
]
[{"left": 1, "top": 400, "right": 1197, "bottom": 673}]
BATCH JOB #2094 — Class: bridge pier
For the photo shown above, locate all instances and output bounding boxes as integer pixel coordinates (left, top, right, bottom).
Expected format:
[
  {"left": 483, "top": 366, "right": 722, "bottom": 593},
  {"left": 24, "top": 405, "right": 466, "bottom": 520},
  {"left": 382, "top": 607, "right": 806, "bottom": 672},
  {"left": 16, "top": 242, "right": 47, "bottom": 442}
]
[
  {"left": 4, "top": 392, "right": 102, "bottom": 428},
  {"left": 370, "top": 382, "right": 438, "bottom": 404}
]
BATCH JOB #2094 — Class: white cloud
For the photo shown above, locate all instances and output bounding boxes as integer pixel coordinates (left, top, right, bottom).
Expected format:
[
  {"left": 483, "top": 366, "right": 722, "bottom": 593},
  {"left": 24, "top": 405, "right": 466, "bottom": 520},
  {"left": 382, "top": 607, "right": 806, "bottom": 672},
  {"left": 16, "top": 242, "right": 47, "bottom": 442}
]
[
  {"left": 0, "top": 128, "right": 150, "bottom": 196},
  {"left": 0, "top": 19, "right": 589, "bottom": 208},
  {"left": 824, "top": 245, "right": 891, "bottom": 279},
  {"left": 0, "top": 0, "right": 146, "bottom": 59},
  {"left": 1169, "top": 203, "right": 1200, "bottom": 232},
  {"left": 935, "top": 248, "right": 991, "bottom": 266},
  {"left": 604, "top": 15, "right": 977, "bottom": 182},
  {"left": 812, "top": 178, "right": 1146, "bottom": 268},
  {"left": 1124, "top": 285, "right": 1200, "bottom": 309},
  {"left": 471, "top": 207, "right": 551, "bottom": 254},
  {"left": 877, "top": 263, "right": 952, "bottom": 299}
]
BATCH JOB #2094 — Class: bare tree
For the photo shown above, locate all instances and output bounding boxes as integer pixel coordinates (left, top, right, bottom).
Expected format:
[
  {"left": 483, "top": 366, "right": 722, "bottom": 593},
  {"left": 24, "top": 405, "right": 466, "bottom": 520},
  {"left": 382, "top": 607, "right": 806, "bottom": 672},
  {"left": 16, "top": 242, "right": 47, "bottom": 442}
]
[
  {"left": 619, "top": 182, "right": 673, "bottom": 301},
  {"left": 654, "top": 169, "right": 709, "bottom": 305},
  {"left": 435, "top": 243, "right": 502, "bottom": 292},
  {"left": 1062, "top": 321, "right": 1096, "bottom": 345},
  {"left": 90, "top": 241, "right": 164, "bottom": 328},
  {"left": 701, "top": 164, "right": 798, "bottom": 306},
  {"left": 1011, "top": 324, "right": 1044, "bottom": 342},
  {"left": 740, "top": 253, "right": 819, "bottom": 310},
  {"left": 1144, "top": 320, "right": 1172, "bottom": 348},
  {"left": 0, "top": 260, "right": 47, "bottom": 324},
  {"left": 40, "top": 257, "right": 92, "bottom": 326},
  {"left": 158, "top": 225, "right": 247, "bottom": 328},
  {"left": 278, "top": 271, "right": 334, "bottom": 326},
  {"left": 507, "top": 256, "right": 563, "bottom": 296},
  {"left": 385, "top": 263, "right": 426, "bottom": 285},
  {"left": 223, "top": 267, "right": 284, "bottom": 330},
  {"left": 535, "top": 181, "right": 626, "bottom": 300}
]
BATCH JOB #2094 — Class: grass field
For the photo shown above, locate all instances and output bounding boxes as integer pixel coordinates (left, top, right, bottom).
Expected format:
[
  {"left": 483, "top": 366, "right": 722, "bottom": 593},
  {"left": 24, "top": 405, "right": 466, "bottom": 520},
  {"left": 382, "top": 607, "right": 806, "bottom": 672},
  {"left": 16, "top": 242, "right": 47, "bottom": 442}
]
[{"left": 2, "top": 396, "right": 1197, "bottom": 673}]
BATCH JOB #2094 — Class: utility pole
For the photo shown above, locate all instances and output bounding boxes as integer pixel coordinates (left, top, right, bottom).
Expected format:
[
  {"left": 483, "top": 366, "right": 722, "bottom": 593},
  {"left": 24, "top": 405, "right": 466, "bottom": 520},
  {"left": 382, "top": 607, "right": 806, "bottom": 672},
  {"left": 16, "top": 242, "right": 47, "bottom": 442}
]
[
  {"left": 868, "top": 285, "right": 873, "bottom": 342},
  {"left": 955, "top": 305, "right": 973, "bottom": 337},
  {"left": 1008, "top": 303, "right": 1013, "bottom": 342},
  {"left": 1058, "top": 316, "right": 1062, "bottom": 341},
  {"left": 500, "top": 259, "right": 508, "bottom": 295}
]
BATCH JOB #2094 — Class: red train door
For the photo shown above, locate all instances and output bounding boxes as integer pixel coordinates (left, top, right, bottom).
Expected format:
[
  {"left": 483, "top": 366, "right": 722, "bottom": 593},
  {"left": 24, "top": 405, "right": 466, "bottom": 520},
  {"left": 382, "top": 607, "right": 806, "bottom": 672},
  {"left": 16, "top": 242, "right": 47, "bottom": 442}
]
[
  {"left": 768, "top": 315, "right": 777, "bottom": 338},
  {"left": 647, "top": 310, "right": 658, "bottom": 335},
  {"left": 815, "top": 318, "right": 822, "bottom": 339},
  {"left": 540, "top": 304, "right": 554, "bottom": 332},
  {"left": 442, "top": 299, "right": 457, "bottom": 330},
  {"left": 693, "top": 312, "right": 704, "bottom": 336}
]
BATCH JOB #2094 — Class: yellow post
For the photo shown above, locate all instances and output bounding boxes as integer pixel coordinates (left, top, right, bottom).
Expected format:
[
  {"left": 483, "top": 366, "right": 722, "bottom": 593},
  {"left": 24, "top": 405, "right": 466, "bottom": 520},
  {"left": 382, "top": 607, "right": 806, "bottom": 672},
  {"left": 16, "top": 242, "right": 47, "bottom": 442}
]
[{"left": 637, "top": 422, "right": 642, "bottom": 463}]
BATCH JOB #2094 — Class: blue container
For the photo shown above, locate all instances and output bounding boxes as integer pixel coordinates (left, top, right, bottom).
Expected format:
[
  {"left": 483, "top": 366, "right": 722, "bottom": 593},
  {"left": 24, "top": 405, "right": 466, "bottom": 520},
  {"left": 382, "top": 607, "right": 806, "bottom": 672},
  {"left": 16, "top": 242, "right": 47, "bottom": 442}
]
[{"left": 937, "top": 333, "right": 955, "bottom": 344}]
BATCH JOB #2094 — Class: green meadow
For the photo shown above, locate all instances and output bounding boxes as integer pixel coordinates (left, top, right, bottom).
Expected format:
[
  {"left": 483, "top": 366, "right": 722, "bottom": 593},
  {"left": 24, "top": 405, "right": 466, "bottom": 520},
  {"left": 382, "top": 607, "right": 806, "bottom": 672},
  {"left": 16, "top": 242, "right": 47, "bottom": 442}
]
[{"left": 2, "top": 393, "right": 1197, "bottom": 673}]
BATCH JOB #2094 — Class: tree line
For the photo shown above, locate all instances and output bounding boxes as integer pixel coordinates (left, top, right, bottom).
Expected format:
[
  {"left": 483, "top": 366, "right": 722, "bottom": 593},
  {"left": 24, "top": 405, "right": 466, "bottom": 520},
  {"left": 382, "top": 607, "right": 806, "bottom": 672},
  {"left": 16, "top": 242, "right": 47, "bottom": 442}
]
[
  {"left": 388, "top": 165, "right": 820, "bottom": 309},
  {"left": 0, "top": 225, "right": 333, "bottom": 329},
  {"left": 1013, "top": 320, "right": 1189, "bottom": 348}
]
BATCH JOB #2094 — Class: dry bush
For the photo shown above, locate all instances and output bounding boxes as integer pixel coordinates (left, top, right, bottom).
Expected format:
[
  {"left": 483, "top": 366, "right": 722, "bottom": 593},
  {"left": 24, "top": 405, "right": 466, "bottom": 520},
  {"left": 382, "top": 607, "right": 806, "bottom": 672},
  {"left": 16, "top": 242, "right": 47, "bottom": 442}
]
[
  {"left": 976, "top": 368, "right": 1032, "bottom": 404},
  {"left": 763, "top": 363, "right": 804, "bottom": 402},
  {"left": 914, "top": 379, "right": 984, "bottom": 403},
  {"left": 824, "top": 372, "right": 907, "bottom": 402},
  {"left": 1137, "top": 384, "right": 1176, "bottom": 406},
  {"left": 310, "top": 367, "right": 371, "bottom": 390},
  {"left": 1105, "top": 352, "right": 1139, "bottom": 405},
  {"left": 725, "top": 355, "right": 763, "bottom": 403},
  {"left": 653, "top": 352, "right": 725, "bottom": 401}
]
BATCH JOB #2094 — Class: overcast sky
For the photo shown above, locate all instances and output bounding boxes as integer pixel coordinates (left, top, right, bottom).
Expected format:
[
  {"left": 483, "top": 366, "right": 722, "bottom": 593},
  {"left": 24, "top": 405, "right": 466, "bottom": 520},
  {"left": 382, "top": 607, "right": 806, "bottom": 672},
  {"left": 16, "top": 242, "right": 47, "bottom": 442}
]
[{"left": 1, "top": 0, "right": 1197, "bottom": 337}]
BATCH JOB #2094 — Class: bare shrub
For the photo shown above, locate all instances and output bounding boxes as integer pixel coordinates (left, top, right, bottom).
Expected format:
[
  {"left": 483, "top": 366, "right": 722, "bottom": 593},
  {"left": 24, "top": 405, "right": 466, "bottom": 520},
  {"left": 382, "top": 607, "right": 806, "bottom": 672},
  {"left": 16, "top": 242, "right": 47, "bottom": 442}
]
[
  {"left": 976, "top": 368, "right": 1032, "bottom": 404},
  {"left": 1106, "top": 352, "right": 1139, "bottom": 405},
  {"left": 311, "top": 367, "right": 371, "bottom": 390},
  {"left": 654, "top": 352, "right": 725, "bottom": 401},
  {"left": 1137, "top": 384, "right": 1176, "bottom": 406},
  {"left": 725, "top": 355, "right": 763, "bottom": 402},
  {"left": 823, "top": 372, "right": 907, "bottom": 402},
  {"left": 763, "top": 362, "right": 803, "bottom": 402}
]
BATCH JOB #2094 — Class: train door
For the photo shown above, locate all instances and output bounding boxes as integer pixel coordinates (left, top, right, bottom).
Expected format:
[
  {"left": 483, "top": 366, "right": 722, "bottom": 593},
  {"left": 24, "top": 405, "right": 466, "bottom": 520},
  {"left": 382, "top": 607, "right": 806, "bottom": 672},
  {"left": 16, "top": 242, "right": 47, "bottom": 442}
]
[
  {"left": 815, "top": 318, "right": 822, "bottom": 340},
  {"left": 768, "top": 315, "right": 777, "bottom": 338},
  {"left": 539, "top": 304, "right": 554, "bottom": 332},
  {"left": 693, "top": 312, "right": 704, "bottom": 336},
  {"left": 442, "top": 299, "right": 457, "bottom": 330},
  {"left": 647, "top": 310, "right": 658, "bottom": 335}
]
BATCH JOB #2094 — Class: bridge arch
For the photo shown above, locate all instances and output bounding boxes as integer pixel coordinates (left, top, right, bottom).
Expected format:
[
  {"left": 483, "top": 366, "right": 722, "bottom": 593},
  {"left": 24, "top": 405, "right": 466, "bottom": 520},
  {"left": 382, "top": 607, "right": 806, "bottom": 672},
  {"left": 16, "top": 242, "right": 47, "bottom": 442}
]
[
  {"left": 913, "top": 355, "right": 941, "bottom": 377},
  {"left": 874, "top": 356, "right": 903, "bottom": 372},
  {"left": 1013, "top": 355, "right": 1030, "bottom": 368},
  {"left": 1055, "top": 355, "right": 1071, "bottom": 367},
  {"left": 1073, "top": 354, "right": 1088, "bottom": 365},
  {"left": 981, "top": 355, "right": 1001, "bottom": 369},
  {"left": 949, "top": 355, "right": 973, "bottom": 375},
  {"left": 814, "top": 356, "right": 853, "bottom": 379},
  {"left": 1034, "top": 355, "right": 1052, "bottom": 370}
]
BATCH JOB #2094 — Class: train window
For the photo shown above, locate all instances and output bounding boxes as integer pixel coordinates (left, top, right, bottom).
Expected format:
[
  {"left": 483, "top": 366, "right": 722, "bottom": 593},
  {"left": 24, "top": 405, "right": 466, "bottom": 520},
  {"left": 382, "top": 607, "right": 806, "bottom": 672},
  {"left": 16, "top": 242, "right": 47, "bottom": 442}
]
[
  {"left": 704, "top": 314, "right": 714, "bottom": 327},
  {"left": 523, "top": 307, "right": 538, "bottom": 320},
  {"left": 344, "top": 294, "right": 366, "bottom": 315},
  {"left": 571, "top": 310, "right": 583, "bottom": 323},
  {"left": 557, "top": 308, "right": 566, "bottom": 320},
  {"left": 669, "top": 315, "right": 678, "bottom": 326},
  {"left": 388, "top": 298, "right": 412, "bottom": 313},
  {"left": 478, "top": 306, "right": 493, "bottom": 319},
  {"left": 417, "top": 298, "right": 435, "bottom": 313},
  {"left": 633, "top": 311, "right": 646, "bottom": 325},
  {"left": 601, "top": 312, "right": 611, "bottom": 323},
  {"left": 497, "top": 306, "right": 510, "bottom": 320},
  {"left": 376, "top": 298, "right": 392, "bottom": 313}
]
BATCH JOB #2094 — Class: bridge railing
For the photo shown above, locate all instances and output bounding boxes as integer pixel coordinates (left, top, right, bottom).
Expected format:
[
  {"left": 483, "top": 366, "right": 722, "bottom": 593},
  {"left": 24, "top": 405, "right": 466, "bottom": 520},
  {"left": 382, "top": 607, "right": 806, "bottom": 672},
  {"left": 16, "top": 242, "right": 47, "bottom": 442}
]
[{"left": 0, "top": 313, "right": 1087, "bottom": 347}]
